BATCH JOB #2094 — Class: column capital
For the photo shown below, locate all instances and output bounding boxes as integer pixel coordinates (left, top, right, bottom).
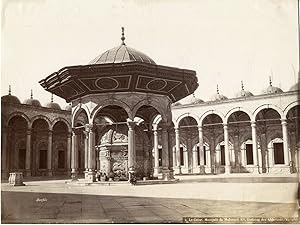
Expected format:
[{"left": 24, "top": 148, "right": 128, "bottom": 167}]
[
  {"left": 152, "top": 124, "right": 158, "bottom": 131},
  {"left": 67, "top": 133, "right": 72, "bottom": 138},
  {"left": 127, "top": 119, "right": 136, "bottom": 129},
  {"left": 198, "top": 125, "right": 203, "bottom": 131},
  {"left": 223, "top": 123, "right": 228, "bottom": 129},
  {"left": 160, "top": 122, "right": 171, "bottom": 131},
  {"left": 251, "top": 121, "right": 256, "bottom": 127},
  {"left": 26, "top": 129, "right": 32, "bottom": 135},
  {"left": 281, "top": 118, "right": 287, "bottom": 125},
  {"left": 48, "top": 129, "right": 53, "bottom": 135},
  {"left": 174, "top": 127, "right": 179, "bottom": 133}
]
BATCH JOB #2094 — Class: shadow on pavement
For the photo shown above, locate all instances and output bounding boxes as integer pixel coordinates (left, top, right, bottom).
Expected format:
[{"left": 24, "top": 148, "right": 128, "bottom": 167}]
[{"left": 1, "top": 190, "right": 298, "bottom": 224}]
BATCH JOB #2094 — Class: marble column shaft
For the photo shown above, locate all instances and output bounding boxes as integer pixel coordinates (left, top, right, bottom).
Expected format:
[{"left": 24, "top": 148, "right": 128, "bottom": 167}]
[
  {"left": 223, "top": 124, "right": 231, "bottom": 174},
  {"left": 281, "top": 119, "right": 290, "bottom": 165}
]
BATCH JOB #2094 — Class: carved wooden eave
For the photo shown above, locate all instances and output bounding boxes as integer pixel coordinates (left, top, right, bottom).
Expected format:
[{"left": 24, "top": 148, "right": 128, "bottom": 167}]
[{"left": 39, "top": 61, "right": 198, "bottom": 103}]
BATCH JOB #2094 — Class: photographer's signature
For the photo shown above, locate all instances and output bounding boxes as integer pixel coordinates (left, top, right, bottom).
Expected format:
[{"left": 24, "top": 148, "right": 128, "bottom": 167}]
[{"left": 36, "top": 198, "right": 47, "bottom": 202}]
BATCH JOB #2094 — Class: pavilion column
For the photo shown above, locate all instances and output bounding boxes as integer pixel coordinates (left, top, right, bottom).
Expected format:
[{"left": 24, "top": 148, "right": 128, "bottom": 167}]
[
  {"left": 175, "top": 127, "right": 182, "bottom": 174},
  {"left": 25, "top": 129, "right": 32, "bottom": 176},
  {"left": 153, "top": 124, "right": 159, "bottom": 178},
  {"left": 198, "top": 126, "right": 205, "bottom": 174},
  {"left": 281, "top": 119, "right": 290, "bottom": 165},
  {"left": 223, "top": 124, "right": 231, "bottom": 174},
  {"left": 71, "top": 130, "right": 78, "bottom": 180},
  {"left": 2, "top": 127, "right": 8, "bottom": 178},
  {"left": 86, "top": 124, "right": 95, "bottom": 181},
  {"left": 84, "top": 128, "right": 89, "bottom": 178},
  {"left": 127, "top": 120, "right": 136, "bottom": 180},
  {"left": 251, "top": 122, "right": 259, "bottom": 174},
  {"left": 187, "top": 136, "right": 192, "bottom": 173},
  {"left": 47, "top": 130, "right": 53, "bottom": 176},
  {"left": 67, "top": 133, "right": 71, "bottom": 176},
  {"left": 161, "top": 123, "right": 170, "bottom": 180}
]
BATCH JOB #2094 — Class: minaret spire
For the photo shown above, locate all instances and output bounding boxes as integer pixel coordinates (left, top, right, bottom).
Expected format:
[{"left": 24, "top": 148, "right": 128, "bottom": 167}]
[
  {"left": 121, "top": 27, "right": 126, "bottom": 45},
  {"left": 8, "top": 85, "right": 11, "bottom": 95},
  {"left": 51, "top": 93, "right": 53, "bottom": 102},
  {"left": 269, "top": 76, "right": 272, "bottom": 86},
  {"left": 216, "top": 84, "right": 219, "bottom": 94},
  {"left": 30, "top": 89, "right": 33, "bottom": 99},
  {"left": 241, "top": 81, "right": 244, "bottom": 90}
]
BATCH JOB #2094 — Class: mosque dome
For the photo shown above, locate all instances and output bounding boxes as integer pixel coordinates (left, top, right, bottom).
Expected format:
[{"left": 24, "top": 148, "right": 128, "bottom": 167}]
[
  {"left": 1, "top": 86, "right": 21, "bottom": 104},
  {"left": 23, "top": 90, "right": 41, "bottom": 107},
  {"left": 210, "top": 85, "right": 228, "bottom": 101},
  {"left": 45, "top": 94, "right": 61, "bottom": 110},
  {"left": 236, "top": 81, "right": 253, "bottom": 98},
  {"left": 186, "top": 93, "right": 204, "bottom": 104},
  {"left": 263, "top": 78, "right": 283, "bottom": 94},
  {"left": 89, "top": 28, "right": 156, "bottom": 65},
  {"left": 172, "top": 102, "right": 182, "bottom": 106},
  {"left": 289, "top": 82, "right": 299, "bottom": 91}
]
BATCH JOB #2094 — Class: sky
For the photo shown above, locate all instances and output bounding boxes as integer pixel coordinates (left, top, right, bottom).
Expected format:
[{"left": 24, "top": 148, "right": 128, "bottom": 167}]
[{"left": 1, "top": 0, "right": 299, "bottom": 107}]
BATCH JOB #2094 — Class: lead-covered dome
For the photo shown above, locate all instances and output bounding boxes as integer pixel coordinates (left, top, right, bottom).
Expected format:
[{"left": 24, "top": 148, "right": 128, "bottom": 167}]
[
  {"left": 89, "top": 28, "right": 155, "bottom": 65},
  {"left": 1, "top": 86, "right": 20, "bottom": 104},
  {"left": 236, "top": 81, "right": 253, "bottom": 98},
  {"left": 45, "top": 95, "right": 61, "bottom": 110},
  {"left": 89, "top": 45, "right": 156, "bottom": 65},
  {"left": 263, "top": 78, "right": 283, "bottom": 94},
  {"left": 185, "top": 93, "right": 204, "bottom": 104},
  {"left": 210, "top": 85, "right": 228, "bottom": 101},
  {"left": 23, "top": 90, "right": 41, "bottom": 107}
]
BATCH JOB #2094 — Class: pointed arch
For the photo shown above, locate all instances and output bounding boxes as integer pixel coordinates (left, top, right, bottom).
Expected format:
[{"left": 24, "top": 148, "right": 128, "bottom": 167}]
[
  {"left": 175, "top": 112, "right": 199, "bottom": 128},
  {"left": 6, "top": 112, "right": 30, "bottom": 128},
  {"left": 225, "top": 107, "right": 253, "bottom": 123}
]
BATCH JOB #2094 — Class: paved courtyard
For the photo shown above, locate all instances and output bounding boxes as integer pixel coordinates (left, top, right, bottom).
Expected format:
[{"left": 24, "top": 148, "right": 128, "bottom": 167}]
[{"left": 1, "top": 174, "right": 299, "bottom": 223}]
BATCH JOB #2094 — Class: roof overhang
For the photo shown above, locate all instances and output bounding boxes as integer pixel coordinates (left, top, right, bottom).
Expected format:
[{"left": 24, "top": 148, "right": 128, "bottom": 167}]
[{"left": 39, "top": 62, "right": 198, "bottom": 103}]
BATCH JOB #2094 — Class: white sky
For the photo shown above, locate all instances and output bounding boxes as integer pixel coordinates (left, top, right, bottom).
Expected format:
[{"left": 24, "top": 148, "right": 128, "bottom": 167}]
[{"left": 1, "top": 0, "right": 299, "bottom": 107}]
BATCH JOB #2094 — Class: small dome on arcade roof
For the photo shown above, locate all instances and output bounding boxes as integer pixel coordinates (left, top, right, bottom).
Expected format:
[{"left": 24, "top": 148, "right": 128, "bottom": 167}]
[
  {"left": 23, "top": 90, "right": 41, "bottom": 107},
  {"left": 236, "top": 81, "right": 253, "bottom": 98},
  {"left": 45, "top": 94, "right": 61, "bottom": 110},
  {"left": 1, "top": 85, "right": 21, "bottom": 104},
  {"left": 210, "top": 85, "right": 228, "bottom": 101},
  {"left": 89, "top": 27, "right": 156, "bottom": 65},
  {"left": 185, "top": 93, "right": 204, "bottom": 105},
  {"left": 262, "top": 77, "right": 283, "bottom": 94}
]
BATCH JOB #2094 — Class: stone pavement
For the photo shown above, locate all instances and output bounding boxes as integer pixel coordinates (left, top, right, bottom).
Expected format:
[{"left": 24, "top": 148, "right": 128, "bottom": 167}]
[{"left": 1, "top": 174, "right": 299, "bottom": 223}]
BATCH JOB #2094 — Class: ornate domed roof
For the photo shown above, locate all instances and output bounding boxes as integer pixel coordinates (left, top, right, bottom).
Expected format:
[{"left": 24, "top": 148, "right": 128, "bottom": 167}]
[
  {"left": 23, "top": 90, "right": 41, "bottom": 107},
  {"left": 186, "top": 93, "right": 204, "bottom": 104},
  {"left": 263, "top": 77, "right": 283, "bottom": 94},
  {"left": 236, "top": 81, "right": 253, "bottom": 98},
  {"left": 172, "top": 102, "right": 182, "bottom": 106},
  {"left": 289, "top": 82, "right": 299, "bottom": 91},
  {"left": 1, "top": 85, "right": 21, "bottom": 104},
  {"left": 89, "top": 28, "right": 156, "bottom": 65},
  {"left": 210, "top": 85, "right": 228, "bottom": 101},
  {"left": 45, "top": 94, "right": 61, "bottom": 110}
]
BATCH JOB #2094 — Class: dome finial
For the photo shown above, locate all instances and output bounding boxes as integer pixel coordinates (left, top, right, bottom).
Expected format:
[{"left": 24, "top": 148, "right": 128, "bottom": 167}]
[
  {"left": 121, "top": 27, "right": 125, "bottom": 45},
  {"left": 8, "top": 85, "right": 11, "bottom": 95},
  {"left": 51, "top": 93, "right": 53, "bottom": 102},
  {"left": 241, "top": 81, "right": 244, "bottom": 90},
  {"left": 217, "top": 84, "right": 219, "bottom": 94},
  {"left": 30, "top": 89, "right": 33, "bottom": 99},
  {"left": 269, "top": 76, "right": 272, "bottom": 86}
]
